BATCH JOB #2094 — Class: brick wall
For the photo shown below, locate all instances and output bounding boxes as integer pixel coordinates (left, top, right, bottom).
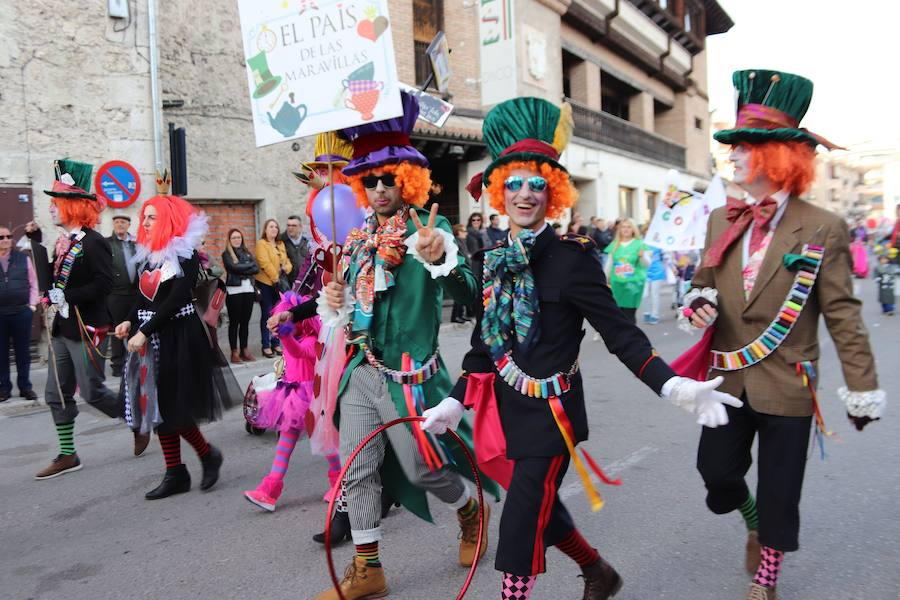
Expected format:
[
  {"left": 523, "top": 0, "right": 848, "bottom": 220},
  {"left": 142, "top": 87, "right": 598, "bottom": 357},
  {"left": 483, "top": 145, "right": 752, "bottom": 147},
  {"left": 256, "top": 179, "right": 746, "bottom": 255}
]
[{"left": 193, "top": 201, "right": 259, "bottom": 271}]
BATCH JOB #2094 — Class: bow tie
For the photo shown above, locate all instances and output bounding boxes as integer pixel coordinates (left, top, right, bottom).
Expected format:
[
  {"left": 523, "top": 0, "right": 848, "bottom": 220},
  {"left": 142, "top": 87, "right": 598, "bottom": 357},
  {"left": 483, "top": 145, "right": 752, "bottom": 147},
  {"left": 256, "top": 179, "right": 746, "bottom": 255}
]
[{"left": 704, "top": 196, "right": 779, "bottom": 268}]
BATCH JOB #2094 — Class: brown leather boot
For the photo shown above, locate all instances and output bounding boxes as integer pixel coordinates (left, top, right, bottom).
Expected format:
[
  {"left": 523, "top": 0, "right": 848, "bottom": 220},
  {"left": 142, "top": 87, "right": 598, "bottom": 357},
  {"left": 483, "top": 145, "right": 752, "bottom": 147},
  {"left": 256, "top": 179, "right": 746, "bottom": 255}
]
[
  {"left": 746, "top": 582, "right": 777, "bottom": 600},
  {"left": 133, "top": 431, "right": 151, "bottom": 456},
  {"left": 580, "top": 557, "right": 623, "bottom": 600},
  {"left": 314, "top": 556, "right": 388, "bottom": 600},
  {"left": 230, "top": 350, "right": 242, "bottom": 364},
  {"left": 240, "top": 348, "right": 255, "bottom": 362},
  {"left": 745, "top": 530, "right": 761, "bottom": 575},
  {"left": 458, "top": 499, "right": 490, "bottom": 566}
]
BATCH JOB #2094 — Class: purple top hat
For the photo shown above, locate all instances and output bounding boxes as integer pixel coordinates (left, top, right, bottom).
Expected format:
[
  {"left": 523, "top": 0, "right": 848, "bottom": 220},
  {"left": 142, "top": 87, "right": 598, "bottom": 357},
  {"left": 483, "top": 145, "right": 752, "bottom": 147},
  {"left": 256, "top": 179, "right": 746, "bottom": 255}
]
[{"left": 341, "top": 91, "right": 429, "bottom": 176}]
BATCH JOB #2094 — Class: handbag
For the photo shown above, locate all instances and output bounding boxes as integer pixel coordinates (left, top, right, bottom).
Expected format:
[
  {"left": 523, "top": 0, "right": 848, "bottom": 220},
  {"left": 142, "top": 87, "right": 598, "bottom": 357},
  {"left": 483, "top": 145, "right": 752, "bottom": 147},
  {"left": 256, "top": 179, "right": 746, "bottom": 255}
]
[
  {"left": 194, "top": 270, "right": 227, "bottom": 328},
  {"left": 275, "top": 270, "right": 292, "bottom": 294}
]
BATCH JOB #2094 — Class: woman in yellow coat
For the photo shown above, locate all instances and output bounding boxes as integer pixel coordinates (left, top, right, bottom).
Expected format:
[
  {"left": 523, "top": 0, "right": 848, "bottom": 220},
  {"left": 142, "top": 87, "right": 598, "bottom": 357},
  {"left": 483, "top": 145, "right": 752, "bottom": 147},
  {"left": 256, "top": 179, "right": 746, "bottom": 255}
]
[{"left": 254, "top": 218, "right": 292, "bottom": 357}]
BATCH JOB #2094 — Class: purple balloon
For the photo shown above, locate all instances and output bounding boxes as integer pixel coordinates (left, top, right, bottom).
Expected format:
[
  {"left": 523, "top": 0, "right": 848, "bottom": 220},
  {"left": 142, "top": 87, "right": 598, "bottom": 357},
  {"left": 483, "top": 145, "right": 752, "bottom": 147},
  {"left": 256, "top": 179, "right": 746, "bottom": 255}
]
[{"left": 310, "top": 184, "right": 366, "bottom": 245}]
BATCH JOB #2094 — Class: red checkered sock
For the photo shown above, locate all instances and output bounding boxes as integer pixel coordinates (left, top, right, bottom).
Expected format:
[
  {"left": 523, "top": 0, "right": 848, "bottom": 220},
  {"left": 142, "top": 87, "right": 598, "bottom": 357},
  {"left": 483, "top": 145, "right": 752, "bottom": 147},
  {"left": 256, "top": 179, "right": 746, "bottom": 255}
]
[
  {"left": 556, "top": 529, "right": 600, "bottom": 567},
  {"left": 501, "top": 573, "right": 535, "bottom": 599},
  {"left": 180, "top": 426, "right": 210, "bottom": 458},
  {"left": 753, "top": 545, "right": 784, "bottom": 589},
  {"left": 159, "top": 433, "right": 182, "bottom": 469}
]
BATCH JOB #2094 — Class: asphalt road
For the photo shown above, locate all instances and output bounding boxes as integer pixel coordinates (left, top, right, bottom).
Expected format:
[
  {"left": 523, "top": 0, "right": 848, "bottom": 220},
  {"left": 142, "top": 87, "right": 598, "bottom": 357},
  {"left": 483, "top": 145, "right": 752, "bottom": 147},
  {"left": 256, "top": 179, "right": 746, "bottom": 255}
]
[{"left": 1, "top": 279, "right": 898, "bottom": 600}]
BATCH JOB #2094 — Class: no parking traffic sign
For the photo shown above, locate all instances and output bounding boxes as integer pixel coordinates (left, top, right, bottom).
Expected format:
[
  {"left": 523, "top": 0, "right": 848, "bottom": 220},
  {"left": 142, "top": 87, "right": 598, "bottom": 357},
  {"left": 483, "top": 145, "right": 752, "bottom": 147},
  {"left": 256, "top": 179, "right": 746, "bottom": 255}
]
[{"left": 94, "top": 160, "right": 141, "bottom": 208}]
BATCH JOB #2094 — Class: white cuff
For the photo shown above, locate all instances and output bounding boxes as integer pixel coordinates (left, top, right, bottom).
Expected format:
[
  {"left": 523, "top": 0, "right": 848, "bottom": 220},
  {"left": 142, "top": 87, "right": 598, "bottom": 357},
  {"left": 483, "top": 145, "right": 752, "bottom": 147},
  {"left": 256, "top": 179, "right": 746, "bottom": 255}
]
[
  {"left": 350, "top": 526, "right": 382, "bottom": 544},
  {"left": 315, "top": 286, "right": 354, "bottom": 328},
  {"left": 405, "top": 228, "right": 458, "bottom": 279},
  {"left": 838, "top": 387, "right": 886, "bottom": 419},
  {"left": 660, "top": 377, "right": 678, "bottom": 400}
]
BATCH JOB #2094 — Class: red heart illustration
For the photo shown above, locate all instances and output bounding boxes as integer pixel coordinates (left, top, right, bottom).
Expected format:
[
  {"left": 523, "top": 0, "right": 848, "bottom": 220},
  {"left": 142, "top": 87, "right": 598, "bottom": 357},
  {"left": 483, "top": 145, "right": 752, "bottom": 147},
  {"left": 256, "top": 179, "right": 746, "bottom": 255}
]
[
  {"left": 315, "top": 341, "right": 325, "bottom": 359},
  {"left": 357, "top": 20, "right": 376, "bottom": 41},
  {"left": 140, "top": 269, "right": 162, "bottom": 301},
  {"left": 139, "top": 365, "right": 148, "bottom": 384},
  {"left": 313, "top": 374, "right": 322, "bottom": 397}
]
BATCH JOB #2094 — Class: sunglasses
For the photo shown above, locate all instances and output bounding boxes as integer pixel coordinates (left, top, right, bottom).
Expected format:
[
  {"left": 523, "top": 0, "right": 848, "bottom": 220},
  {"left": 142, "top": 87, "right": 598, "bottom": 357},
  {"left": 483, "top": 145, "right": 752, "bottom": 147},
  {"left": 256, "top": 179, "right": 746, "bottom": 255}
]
[
  {"left": 504, "top": 175, "right": 547, "bottom": 193},
  {"left": 361, "top": 174, "right": 396, "bottom": 189},
  {"left": 0, "top": 235, "right": 11, "bottom": 240}
]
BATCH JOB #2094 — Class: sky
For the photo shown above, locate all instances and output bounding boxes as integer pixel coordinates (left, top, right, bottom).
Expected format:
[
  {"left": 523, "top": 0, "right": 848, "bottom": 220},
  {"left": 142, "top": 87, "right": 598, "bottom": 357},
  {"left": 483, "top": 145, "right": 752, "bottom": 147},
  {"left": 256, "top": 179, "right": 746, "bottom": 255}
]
[{"left": 706, "top": 1, "right": 900, "bottom": 151}]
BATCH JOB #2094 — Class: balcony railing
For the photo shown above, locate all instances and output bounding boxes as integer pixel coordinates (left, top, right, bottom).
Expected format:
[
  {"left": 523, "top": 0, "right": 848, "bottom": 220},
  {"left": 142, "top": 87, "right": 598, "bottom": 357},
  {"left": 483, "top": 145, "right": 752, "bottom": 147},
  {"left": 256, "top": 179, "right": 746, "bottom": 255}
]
[{"left": 566, "top": 98, "right": 686, "bottom": 168}]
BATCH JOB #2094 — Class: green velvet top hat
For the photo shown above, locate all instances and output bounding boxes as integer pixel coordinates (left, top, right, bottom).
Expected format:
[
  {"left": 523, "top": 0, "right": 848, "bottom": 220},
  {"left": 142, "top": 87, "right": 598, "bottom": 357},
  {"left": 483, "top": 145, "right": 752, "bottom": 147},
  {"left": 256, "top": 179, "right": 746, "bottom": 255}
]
[
  {"left": 247, "top": 52, "right": 282, "bottom": 99},
  {"left": 466, "top": 97, "right": 573, "bottom": 200},
  {"left": 713, "top": 69, "right": 843, "bottom": 150},
  {"left": 44, "top": 159, "right": 97, "bottom": 200}
]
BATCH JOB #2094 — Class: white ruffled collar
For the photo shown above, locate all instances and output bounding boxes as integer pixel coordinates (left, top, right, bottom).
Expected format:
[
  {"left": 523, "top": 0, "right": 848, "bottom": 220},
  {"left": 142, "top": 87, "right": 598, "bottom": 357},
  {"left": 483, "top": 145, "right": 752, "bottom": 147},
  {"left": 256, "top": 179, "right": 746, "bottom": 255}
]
[{"left": 131, "top": 211, "right": 208, "bottom": 276}]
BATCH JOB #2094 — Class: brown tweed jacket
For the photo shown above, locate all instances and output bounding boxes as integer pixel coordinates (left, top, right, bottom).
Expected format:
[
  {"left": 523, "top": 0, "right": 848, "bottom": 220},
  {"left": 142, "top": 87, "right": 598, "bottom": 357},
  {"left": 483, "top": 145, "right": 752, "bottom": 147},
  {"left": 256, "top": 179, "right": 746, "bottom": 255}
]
[{"left": 692, "top": 198, "right": 878, "bottom": 417}]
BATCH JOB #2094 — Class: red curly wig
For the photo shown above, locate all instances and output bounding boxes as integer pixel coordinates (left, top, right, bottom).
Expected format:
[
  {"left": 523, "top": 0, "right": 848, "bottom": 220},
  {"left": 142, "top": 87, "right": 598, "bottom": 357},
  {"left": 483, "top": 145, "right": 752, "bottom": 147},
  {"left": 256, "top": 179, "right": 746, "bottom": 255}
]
[
  {"left": 137, "top": 195, "right": 197, "bottom": 251},
  {"left": 745, "top": 141, "right": 816, "bottom": 196},
  {"left": 347, "top": 163, "right": 432, "bottom": 208},
  {"left": 485, "top": 161, "right": 577, "bottom": 220},
  {"left": 52, "top": 198, "right": 101, "bottom": 229}
]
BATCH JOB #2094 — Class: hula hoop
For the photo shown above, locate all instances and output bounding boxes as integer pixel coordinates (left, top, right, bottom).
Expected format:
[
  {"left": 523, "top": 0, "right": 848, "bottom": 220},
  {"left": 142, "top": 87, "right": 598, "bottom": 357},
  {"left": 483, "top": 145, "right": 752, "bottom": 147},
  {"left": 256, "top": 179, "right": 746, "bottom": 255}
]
[{"left": 324, "top": 416, "right": 486, "bottom": 600}]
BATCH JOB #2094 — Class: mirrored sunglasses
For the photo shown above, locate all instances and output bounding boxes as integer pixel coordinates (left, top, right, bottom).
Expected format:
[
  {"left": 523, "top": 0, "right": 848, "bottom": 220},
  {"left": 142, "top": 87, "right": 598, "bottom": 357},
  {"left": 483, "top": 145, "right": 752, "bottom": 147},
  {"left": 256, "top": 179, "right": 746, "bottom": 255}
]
[
  {"left": 361, "top": 174, "right": 397, "bottom": 189},
  {"left": 504, "top": 175, "right": 547, "bottom": 193}
]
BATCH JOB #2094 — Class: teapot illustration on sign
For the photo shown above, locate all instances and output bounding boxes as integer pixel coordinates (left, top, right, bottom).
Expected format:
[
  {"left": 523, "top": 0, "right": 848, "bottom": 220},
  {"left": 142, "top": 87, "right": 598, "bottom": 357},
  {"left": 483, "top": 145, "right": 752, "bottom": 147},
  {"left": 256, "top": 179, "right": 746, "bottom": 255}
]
[{"left": 267, "top": 93, "right": 308, "bottom": 137}]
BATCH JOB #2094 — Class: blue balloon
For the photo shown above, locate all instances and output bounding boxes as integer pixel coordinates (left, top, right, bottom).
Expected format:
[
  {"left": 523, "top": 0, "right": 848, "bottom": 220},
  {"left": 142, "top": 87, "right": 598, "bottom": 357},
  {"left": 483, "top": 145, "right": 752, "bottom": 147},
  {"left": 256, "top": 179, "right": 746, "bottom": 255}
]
[{"left": 310, "top": 184, "right": 366, "bottom": 245}]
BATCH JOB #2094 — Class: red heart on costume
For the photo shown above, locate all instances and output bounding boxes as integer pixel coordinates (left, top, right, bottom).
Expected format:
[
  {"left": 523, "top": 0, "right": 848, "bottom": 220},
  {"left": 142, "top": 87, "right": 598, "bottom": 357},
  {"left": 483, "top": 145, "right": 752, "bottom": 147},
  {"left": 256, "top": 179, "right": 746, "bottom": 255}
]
[
  {"left": 357, "top": 20, "right": 376, "bottom": 41},
  {"left": 315, "top": 341, "right": 325, "bottom": 359},
  {"left": 140, "top": 269, "right": 162, "bottom": 301},
  {"left": 139, "top": 365, "right": 148, "bottom": 384},
  {"left": 313, "top": 374, "right": 321, "bottom": 397}
]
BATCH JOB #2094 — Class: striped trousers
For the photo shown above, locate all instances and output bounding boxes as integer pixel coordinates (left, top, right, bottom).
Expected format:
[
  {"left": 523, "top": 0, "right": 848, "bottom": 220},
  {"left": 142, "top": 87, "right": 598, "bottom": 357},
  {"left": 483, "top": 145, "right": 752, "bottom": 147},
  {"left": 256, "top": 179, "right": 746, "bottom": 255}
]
[{"left": 340, "top": 365, "right": 468, "bottom": 544}]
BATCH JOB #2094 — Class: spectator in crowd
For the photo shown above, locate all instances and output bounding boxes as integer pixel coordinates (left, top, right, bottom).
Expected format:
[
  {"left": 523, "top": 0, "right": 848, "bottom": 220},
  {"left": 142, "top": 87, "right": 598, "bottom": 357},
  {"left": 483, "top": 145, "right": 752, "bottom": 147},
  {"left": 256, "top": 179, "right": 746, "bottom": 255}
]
[
  {"left": 450, "top": 224, "right": 472, "bottom": 324},
  {"left": 593, "top": 218, "right": 614, "bottom": 262},
  {"left": 0, "top": 225, "right": 38, "bottom": 402},
  {"left": 466, "top": 212, "right": 489, "bottom": 255},
  {"left": 567, "top": 211, "right": 584, "bottom": 235},
  {"left": 874, "top": 254, "right": 896, "bottom": 316},
  {"left": 222, "top": 228, "right": 259, "bottom": 363},
  {"left": 603, "top": 218, "right": 650, "bottom": 323},
  {"left": 485, "top": 213, "right": 508, "bottom": 245},
  {"left": 552, "top": 223, "right": 563, "bottom": 236},
  {"left": 280, "top": 215, "right": 310, "bottom": 288},
  {"left": 255, "top": 219, "right": 292, "bottom": 358},
  {"left": 105, "top": 215, "right": 137, "bottom": 377}
]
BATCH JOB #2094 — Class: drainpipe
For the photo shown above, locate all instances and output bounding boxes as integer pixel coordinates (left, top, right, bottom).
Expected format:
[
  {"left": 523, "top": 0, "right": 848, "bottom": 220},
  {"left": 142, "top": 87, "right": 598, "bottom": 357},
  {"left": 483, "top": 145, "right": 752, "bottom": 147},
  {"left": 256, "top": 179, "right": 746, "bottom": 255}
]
[
  {"left": 148, "top": 0, "right": 163, "bottom": 173},
  {"left": 603, "top": 0, "right": 620, "bottom": 36}
]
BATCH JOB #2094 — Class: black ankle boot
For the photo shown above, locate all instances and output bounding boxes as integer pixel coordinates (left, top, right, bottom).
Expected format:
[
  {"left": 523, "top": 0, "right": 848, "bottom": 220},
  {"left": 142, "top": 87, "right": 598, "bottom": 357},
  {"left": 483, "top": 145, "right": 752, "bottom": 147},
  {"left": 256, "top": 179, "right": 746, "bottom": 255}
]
[
  {"left": 199, "top": 445, "right": 223, "bottom": 491},
  {"left": 145, "top": 464, "right": 191, "bottom": 500},
  {"left": 313, "top": 510, "right": 351, "bottom": 545}
]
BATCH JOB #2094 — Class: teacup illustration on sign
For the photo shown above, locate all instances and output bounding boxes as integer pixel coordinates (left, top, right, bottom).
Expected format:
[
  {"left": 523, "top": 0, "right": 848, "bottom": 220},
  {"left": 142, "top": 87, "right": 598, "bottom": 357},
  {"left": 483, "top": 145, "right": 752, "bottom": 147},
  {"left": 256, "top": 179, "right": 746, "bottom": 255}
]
[
  {"left": 345, "top": 89, "right": 381, "bottom": 121},
  {"left": 342, "top": 79, "right": 383, "bottom": 94},
  {"left": 345, "top": 62, "right": 375, "bottom": 82},
  {"left": 268, "top": 93, "right": 308, "bottom": 137}
]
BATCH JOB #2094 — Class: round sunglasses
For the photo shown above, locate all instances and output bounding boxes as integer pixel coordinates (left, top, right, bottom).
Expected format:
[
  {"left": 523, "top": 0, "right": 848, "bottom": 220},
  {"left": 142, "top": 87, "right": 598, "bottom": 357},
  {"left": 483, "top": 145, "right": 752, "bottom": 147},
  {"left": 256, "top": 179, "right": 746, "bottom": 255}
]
[
  {"left": 361, "top": 174, "right": 397, "bottom": 189},
  {"left": 504, "top": 175, "right": 547, "bottom": 193}
]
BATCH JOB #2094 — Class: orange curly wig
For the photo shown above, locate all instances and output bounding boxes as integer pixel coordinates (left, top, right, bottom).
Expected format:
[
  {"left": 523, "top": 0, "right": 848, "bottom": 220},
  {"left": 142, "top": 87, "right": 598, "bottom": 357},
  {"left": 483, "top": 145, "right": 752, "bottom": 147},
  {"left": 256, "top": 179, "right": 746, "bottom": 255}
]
[
  {"left": 52, "top": 198, "right": 101, "bottom": 229},
  {"left": 137, "top": 195, "right": 198, "bottom": 251},
  {"left": 485, "top": 161, "right": 577, "bottom": 220},
  {"left": 347, "top": 163, "right": 432, "bottom": 208},
  {"left": 746, "top": 141, "right": 816, "bottom": 196}
]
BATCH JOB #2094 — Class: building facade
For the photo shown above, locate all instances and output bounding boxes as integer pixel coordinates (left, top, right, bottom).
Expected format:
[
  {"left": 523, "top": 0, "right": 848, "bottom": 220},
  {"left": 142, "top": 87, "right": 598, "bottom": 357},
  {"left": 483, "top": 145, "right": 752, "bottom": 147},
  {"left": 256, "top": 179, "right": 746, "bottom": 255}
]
[{"left": 0, "top": 0, "right": 732, "bottom": 265}]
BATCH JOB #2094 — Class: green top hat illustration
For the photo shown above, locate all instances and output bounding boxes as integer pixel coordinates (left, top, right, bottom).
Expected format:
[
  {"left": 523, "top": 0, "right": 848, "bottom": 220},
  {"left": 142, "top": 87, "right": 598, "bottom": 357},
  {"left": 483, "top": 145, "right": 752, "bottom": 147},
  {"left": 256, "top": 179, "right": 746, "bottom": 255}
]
[
  {"left": 713, "top": 69, "right": 843, "bottom": 150},
  {"left": 247, "top": 52, "right": 282, "bottom": 99}
]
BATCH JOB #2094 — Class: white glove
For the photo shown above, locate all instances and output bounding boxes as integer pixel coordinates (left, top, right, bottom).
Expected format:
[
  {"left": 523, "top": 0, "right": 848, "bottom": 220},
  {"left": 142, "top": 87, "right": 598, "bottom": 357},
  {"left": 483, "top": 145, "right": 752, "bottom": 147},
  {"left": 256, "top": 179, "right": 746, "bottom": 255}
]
[
  {"left": 48, "top": 288, "right": 65, "bottom": 306},
  {"left": 663, "top": 376, "right": 743, "bottom": 428},
  {"left": 421, "top": 397, "right": 465, "bottom": 435}
]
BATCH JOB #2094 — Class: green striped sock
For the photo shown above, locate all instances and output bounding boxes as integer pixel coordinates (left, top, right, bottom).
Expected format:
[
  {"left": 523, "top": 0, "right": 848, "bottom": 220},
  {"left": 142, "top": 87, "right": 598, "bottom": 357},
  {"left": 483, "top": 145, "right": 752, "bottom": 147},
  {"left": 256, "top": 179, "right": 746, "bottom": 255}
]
[
  {"left": 56, "top": 421, "right": 76, "bottom": 456},
  {"left": 356, "top": 542, "right": 380, "bottom": 567},
  {"left": 739, "top": 494, "right": 759, "bottom": 531},
  {"left": 457, "top": 497, "right": 479, "bottom": 520}
]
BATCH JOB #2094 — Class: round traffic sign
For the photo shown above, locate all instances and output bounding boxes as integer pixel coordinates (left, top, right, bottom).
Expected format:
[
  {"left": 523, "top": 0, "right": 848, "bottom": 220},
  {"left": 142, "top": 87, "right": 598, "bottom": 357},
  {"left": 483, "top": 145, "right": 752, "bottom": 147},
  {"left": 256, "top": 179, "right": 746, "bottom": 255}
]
[{"left": 95, "top": 160, "right": 141, "bottom": 208}]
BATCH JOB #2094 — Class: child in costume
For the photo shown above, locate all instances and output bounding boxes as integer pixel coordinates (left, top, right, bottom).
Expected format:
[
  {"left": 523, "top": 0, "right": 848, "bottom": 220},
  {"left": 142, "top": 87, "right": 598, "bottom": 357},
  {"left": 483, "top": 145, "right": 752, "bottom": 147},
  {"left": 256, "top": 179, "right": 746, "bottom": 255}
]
[
  {"left": 424, "top": 96, "right": 741, "bottom": 600},
  {"left": 243, "top": 292, "right": 344, "bottom": 511},
  {"left": 874, "top": 254, "right": 895, "bottom": 315}
]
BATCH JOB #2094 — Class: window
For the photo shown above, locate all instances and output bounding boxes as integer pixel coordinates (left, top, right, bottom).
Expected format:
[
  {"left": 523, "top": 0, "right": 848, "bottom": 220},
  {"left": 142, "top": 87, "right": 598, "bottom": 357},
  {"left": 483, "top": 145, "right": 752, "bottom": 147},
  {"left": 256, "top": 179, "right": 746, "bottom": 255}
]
[
  {"left": 684, "top": 11, "right": 691, "bottom": 32},
  {"left": 601, "top": 71, "right": 639, "bottom": 121},
  {"left": 413, "top": 0, "right": 443, "bottom": 87},
  {"left": 619, "top": 186, "right": 637, "bottom": 220},
  {"left": 644, "top": 191, "right": 659, "bottom": 223},
  {"left": 694, "top": 117, "right": 703, "bottom": 130},
  {"left": 562, "top": 49, "right": 582, "bottom": 101}
]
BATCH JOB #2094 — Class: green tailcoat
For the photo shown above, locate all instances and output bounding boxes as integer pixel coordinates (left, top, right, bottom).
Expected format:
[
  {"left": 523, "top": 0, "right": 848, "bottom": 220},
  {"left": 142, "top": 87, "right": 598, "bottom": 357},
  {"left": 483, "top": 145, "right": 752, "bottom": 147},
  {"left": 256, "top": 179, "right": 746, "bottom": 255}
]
[{"left": 338, "top": 207, "right": 501, "bottom": 522}]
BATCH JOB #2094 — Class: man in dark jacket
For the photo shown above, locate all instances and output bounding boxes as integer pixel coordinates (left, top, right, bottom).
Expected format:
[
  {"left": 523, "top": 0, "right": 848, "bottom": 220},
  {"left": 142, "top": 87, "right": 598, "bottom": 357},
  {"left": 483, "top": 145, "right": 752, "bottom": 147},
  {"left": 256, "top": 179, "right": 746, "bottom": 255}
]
[
  {"left": 29, "top": 160, "right": 128, "bottom": 481},
  {"left": 105, "top": 215, "right": 137, "bottom": 377},
  {"left": 280, "top": 215, "right": 311, "bottom": 287},
  {"left": 0, "top": 225, "right": 39, "bottom": 402}
]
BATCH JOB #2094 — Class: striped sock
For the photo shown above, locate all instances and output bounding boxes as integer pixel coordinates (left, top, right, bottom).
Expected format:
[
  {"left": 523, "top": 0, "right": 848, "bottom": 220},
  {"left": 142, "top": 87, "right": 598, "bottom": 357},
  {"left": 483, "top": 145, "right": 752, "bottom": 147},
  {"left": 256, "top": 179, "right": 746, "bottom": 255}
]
[
  {"left": 159, "top": 433, "right": 182, "bottom": 469},
  {"left": 739, "top": 493, "right": 759, "bottom": 531},
  {"left": 180, "top": 426, "right": 210, "bottom": 458},
  {"left": 753, "top": 545, "right": 784, "bottom": 588},
  {"left": 269, "top": 429, "right": 300, "bottom": 479},
  {"left": 356, "top": 542, "right": 380, "bottom": 567},
  {"left": 556, "top": 529, "right": 600, "bottom": 567},
  {"left": 457, "top": 497, "right": 479, "bottom": 520},
  {"left": 56, "top": 421, "right": 75, "bottom": 456},
  {"left": 325, "top": 451, "right": 341, "bottom": 475}
]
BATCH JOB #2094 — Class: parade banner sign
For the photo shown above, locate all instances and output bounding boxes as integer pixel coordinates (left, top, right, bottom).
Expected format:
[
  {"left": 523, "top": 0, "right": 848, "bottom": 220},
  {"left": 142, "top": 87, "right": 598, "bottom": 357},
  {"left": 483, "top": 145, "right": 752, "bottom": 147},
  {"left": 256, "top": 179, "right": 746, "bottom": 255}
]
[
  {"left": 398, "top": 83, "right": 453, "bottom": 128},
  {"left": 645, "top": 174, "right": 727, "bottom": 251},
  {"left": 478, "top": 0, "right": 516, "bottom": 107},
  {"left": 236, "top": 0, "right": 403, "bottom": 147}
]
